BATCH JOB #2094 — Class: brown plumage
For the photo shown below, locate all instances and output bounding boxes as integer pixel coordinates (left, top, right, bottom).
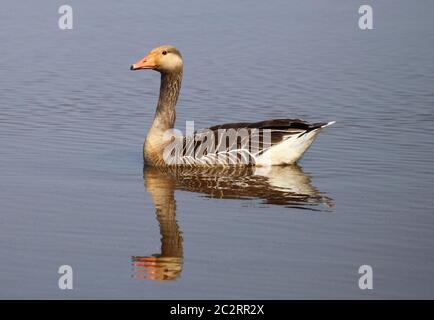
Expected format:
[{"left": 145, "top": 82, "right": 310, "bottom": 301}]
[{"left": 131, "top": 45, "right": 334, "bottom": 167}]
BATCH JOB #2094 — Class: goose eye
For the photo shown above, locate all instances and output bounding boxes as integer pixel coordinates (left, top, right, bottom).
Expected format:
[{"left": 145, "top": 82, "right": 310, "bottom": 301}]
[{"left": 162, "top": 51, "right": 167, "bottom": 55}]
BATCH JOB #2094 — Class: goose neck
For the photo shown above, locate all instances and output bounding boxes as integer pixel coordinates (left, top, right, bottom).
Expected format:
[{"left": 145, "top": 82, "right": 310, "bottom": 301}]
[{"left": 153, "top": 71, "right": 182, "bottom": 130}]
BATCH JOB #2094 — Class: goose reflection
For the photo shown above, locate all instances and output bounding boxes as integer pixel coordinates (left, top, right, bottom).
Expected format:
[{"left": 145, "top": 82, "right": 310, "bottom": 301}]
[{"left": 132, "top": 165, "right": 334, "bottom": 281}]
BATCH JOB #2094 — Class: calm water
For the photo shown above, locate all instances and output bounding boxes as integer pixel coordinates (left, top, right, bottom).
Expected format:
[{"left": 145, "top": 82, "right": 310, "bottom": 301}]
[{"left": 1, "top": 0, "right": 434, "bottom": 298}]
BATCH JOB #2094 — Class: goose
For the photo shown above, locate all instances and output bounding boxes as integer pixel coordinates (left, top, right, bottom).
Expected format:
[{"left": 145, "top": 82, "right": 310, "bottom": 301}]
[{"left": 131, "top": 45, "right": 334, "bottom": 167}]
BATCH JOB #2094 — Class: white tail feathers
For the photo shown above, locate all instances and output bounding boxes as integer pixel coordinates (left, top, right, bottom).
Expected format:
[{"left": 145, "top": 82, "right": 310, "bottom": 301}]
[{"left": 321, "top": 121, "right": 336, "bottom": 128}]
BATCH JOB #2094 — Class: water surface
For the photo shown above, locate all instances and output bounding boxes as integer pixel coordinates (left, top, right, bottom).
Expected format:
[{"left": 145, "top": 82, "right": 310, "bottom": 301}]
[{"left": 1, "top": 0, "right": 434, "bottom": 298}]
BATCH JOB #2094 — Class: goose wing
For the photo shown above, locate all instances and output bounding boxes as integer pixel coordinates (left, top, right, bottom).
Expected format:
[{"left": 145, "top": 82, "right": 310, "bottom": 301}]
[
  {"left": 173, "top": 119, "right": 329, "bottom": 166},
  {"left": 209, "top": 118, "right": 329, "bottom": 145}
]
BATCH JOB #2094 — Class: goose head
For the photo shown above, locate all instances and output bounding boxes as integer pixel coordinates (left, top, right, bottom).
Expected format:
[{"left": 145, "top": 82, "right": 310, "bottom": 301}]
[{"left": 130, "top": 45, "right": 183, "bottom": 74}]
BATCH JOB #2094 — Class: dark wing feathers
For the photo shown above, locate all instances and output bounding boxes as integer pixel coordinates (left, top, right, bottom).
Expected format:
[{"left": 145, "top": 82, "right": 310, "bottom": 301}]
[
  {"left": 180, "top": 119, "right": 325, "bottom": 162},
  {"left": 209, "top": 119, "right": 327, "bottom": 132}
]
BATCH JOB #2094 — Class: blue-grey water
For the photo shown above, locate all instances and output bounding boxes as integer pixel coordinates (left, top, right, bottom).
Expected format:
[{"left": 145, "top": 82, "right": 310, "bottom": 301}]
[{"left": 1, "top": 0, "right": 434, "bottom": 298}]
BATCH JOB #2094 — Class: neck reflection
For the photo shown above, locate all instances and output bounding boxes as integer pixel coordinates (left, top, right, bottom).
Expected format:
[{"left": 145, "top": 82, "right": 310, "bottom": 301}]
[
  {"left": 132, "top": 169, "right": 183, "bottom": 281},
  {"left": 132, "top": 164, "right": 334, "bottom": 281}
]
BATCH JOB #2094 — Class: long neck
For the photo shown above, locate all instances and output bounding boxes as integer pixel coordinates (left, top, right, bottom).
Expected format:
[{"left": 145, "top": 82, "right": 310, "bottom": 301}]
[
  {"left": 144, "top": 70, "right": 183, "bottom": 165},
  {"left": 152, "top": 71, "right": 183, "bottom": 132}
]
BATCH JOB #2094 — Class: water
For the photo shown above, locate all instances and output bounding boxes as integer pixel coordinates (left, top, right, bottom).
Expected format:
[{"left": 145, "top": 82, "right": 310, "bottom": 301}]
[{"left": 1, "top": 0, "right": 434, "bottom": 298}]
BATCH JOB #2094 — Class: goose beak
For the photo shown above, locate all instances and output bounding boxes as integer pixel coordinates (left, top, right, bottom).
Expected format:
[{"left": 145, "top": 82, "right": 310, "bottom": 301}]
[{"left": 130, "top": 53, "right": 157, "bottom": 70}]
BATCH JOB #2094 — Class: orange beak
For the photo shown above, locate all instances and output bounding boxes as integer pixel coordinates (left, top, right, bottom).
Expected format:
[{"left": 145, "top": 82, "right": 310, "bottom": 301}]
[{"left": 130, "top": 53, "right": 157, "bottom": 70}]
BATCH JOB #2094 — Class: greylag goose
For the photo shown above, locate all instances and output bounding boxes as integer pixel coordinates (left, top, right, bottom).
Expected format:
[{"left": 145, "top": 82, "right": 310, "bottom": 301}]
[{"left": 131, "top": 45, "right": 334, "bottom": 167}]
